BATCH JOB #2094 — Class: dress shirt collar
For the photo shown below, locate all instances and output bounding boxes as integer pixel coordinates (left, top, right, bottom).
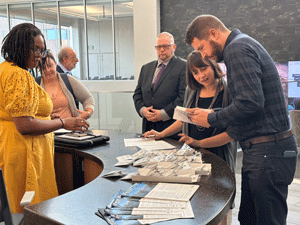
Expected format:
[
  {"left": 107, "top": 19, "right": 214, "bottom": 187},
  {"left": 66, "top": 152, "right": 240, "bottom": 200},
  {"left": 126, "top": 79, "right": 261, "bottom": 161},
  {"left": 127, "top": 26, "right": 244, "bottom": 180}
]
[
  {"left": 57, "top": 62, "right": 70, "bottom": 73},
  {"left": 157, "top": 56, "right": 172, "bottom": 68}
]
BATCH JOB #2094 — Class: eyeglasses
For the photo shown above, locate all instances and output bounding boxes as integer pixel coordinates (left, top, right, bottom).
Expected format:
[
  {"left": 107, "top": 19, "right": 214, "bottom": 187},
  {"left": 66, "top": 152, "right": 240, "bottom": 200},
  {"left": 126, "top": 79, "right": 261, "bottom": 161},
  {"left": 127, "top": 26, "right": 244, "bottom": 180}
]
[
  {"left": 33, "top": 49, "right": 49, "bottom": 58},
  {"left": 154, "top": 44, "right": 173, "bottom": 50}
]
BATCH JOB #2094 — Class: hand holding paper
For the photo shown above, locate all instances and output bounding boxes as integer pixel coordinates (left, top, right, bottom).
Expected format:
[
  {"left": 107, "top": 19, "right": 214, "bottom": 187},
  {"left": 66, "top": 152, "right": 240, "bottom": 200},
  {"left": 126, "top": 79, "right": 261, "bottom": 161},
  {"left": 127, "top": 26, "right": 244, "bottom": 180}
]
[{"left": 185, "top": 108, "right": 213, "bottom": 128}]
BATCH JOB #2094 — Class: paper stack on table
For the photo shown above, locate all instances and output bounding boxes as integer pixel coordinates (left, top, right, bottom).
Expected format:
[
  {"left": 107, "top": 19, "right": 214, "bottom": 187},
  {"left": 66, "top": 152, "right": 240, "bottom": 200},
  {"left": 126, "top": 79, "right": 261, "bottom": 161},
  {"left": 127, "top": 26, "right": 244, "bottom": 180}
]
[{"left": 96, "top": 182, "right": 198, "bottom": 224}]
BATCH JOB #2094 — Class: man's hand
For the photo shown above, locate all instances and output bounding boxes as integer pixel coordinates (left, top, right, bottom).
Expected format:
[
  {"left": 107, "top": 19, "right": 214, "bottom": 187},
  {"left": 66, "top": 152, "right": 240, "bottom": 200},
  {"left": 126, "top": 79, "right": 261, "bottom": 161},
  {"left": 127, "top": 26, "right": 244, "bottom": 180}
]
[
  {"left": 142, "top": 106, "right": 162, "bottom": 122},
  {"left": 185, "top": 108, "right": 213, "bottom": 128}
]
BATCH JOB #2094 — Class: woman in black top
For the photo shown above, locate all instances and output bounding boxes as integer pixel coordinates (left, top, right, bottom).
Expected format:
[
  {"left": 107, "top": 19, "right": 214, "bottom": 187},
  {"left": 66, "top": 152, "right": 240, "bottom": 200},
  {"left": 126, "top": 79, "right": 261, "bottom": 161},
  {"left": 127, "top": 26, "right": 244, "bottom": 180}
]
[
  {"left": 144, "top": 50, "right": 236, "bottom": 171},
  {"left": 143, "top": 50, "right": 237, "bottom": 224}
]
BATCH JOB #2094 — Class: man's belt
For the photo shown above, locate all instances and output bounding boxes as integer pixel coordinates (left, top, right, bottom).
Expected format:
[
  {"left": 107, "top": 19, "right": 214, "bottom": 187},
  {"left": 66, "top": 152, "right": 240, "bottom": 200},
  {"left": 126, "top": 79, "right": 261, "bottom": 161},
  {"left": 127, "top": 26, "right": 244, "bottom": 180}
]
[{"left": 241, "top": 130, "right": 294, "bottom": 148}]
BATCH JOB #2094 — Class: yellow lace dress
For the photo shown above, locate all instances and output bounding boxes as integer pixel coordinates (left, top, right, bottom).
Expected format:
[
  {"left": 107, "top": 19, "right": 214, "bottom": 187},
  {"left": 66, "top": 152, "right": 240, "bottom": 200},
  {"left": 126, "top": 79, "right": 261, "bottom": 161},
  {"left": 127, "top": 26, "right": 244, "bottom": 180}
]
[{"left": 0, "top": 61, "right": 58, "bottom": 213}]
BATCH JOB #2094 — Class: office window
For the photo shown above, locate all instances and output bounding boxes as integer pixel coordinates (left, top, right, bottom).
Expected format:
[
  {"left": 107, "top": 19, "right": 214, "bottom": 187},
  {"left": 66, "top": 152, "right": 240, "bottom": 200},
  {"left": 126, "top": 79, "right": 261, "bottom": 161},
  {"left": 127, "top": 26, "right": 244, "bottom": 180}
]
[
  {"left": 34, "top": 2, "right": 60, "bottom": 65},
  {"left": 0, "top": 0, "right": 134, "bottom": 81},
  {"left": 86, "top": 0, "right": 114, "bottom": 81},
  {"left": 58, "top": 0, "right": 83, "bottom": 79},
  {"left": 115, "top": 0, "right": 134, "bottom": 80},
  {"left": 9, "top": 4, "right": 32, "bottom": 27}
]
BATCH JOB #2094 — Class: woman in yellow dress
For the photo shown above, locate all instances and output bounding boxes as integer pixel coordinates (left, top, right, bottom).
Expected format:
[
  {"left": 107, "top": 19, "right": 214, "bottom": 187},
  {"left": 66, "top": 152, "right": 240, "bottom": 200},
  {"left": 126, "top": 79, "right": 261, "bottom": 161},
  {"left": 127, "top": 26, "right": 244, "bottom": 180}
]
[{"left": 0, "top": 23, "right": 89, "bottom": 213}]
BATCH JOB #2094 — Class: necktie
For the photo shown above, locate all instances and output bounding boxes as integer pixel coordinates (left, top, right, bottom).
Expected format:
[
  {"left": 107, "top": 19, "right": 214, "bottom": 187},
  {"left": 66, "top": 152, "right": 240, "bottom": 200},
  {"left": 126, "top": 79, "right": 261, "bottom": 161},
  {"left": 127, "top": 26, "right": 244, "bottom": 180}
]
[
  {"left": 152, "top": 64, "right": 166, "bottom": 90},
  {"left": 66, "top": 71, "right": 72, "bottom": 76}
]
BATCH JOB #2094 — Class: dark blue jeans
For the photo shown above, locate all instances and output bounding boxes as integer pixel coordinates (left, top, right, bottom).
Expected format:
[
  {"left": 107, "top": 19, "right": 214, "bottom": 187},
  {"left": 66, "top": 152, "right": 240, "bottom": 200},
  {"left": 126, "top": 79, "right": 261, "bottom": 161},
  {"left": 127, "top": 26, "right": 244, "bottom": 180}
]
[{"left": 238, "top": 135, "right": 298, "bottom": 225}]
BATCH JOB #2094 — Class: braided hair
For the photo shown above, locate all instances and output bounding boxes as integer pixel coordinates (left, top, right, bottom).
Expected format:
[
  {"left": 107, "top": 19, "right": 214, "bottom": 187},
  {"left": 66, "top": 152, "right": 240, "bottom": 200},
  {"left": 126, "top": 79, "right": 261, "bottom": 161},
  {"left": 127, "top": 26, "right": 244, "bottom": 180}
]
[{"left": 1, "top": 23, "right": 46, "bottom": 70}]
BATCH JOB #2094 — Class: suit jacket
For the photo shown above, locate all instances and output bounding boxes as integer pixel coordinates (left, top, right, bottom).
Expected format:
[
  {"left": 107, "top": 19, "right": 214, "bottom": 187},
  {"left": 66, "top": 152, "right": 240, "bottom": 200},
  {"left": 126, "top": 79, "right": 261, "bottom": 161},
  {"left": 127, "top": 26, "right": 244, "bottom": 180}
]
[
  {"left": 133, "top": 55, "right": 186, "bottom": 136},
  {"left": 56, "top": 64, "right": 65, "bottom": 74}
]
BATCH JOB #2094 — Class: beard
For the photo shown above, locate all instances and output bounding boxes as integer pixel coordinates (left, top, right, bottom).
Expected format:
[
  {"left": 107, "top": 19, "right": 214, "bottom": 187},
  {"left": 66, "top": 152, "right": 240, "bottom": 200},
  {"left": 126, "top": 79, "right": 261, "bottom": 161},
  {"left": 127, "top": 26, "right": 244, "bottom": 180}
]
[{"left": 209, "top": 40, "right": 224, "bottom": 62}]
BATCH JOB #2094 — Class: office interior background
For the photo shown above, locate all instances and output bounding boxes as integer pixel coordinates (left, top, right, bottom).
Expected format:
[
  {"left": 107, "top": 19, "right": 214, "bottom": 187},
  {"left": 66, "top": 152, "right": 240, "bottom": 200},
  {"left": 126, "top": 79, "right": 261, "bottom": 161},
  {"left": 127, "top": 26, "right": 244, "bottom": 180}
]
[{"left": 0, "top": 0, "right": 300, "bottom": 134}]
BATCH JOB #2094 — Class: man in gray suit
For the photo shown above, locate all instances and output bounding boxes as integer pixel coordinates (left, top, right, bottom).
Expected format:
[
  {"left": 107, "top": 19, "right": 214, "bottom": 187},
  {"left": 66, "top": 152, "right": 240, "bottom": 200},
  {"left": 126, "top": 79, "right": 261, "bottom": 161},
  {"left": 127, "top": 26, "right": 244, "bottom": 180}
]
[{"left": 133, "top": 32, "right": 186, "bottom": 139}]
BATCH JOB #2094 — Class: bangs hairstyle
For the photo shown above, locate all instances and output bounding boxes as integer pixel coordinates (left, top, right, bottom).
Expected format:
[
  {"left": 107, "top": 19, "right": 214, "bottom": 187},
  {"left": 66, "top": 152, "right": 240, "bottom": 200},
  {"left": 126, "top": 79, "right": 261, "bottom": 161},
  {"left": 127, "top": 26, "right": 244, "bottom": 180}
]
[
  {"left": 38, "top": 50, "right": 56, "bottom": 73},
  {"left": 1, "top": 23, "right": 45, "bottom": 70},
  {"left": 186, "top": 50, "right": 224, "bottom": 90}
]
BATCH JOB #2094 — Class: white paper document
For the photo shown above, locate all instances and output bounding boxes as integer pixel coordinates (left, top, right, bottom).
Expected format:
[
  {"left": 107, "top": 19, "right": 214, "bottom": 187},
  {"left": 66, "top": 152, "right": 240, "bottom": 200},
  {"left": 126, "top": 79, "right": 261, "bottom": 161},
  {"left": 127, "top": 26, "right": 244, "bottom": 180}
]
[
  {"left": 173, "top": 106, "right": 196, "bottom": 124},
  {"left": 135, "top": 201, "right": 194, "bottom": 223},
  {"left": 138, "top": 199, "right": 188, "bottom": 208},
  {"left": 124, "top": 138, "right": 176, "bottom": 150},
  {"left": 124, "top": 138, "right": 155, "bottom": 147},
  {"left": 144, "top": 183, "right": 199, "bottom": 202},
  {"left": 141, "top": 140, "right": 176, "bottom": 150}
]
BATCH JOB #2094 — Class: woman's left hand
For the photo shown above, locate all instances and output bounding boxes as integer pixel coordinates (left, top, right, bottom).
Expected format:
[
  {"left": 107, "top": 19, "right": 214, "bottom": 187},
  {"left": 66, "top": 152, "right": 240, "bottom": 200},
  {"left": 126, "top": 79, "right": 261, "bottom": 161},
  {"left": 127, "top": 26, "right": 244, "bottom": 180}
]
[{"left": 178, "top": 133, "right": 201, "bottom": 148}]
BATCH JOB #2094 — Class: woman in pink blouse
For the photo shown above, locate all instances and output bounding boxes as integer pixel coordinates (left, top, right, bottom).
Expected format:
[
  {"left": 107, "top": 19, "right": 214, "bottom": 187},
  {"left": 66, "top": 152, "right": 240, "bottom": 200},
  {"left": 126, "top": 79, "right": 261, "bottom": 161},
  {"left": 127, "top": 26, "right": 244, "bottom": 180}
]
[{"left": 37, "top": 51, "right": 94, "bottom": 120}]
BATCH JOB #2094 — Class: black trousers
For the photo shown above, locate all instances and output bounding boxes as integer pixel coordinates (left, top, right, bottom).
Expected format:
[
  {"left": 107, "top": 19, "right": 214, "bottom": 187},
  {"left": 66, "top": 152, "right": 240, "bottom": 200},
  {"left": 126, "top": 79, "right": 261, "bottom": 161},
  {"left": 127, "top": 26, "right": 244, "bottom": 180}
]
[{"left": 238, "top": 135, "right": 298, "bottom": 225}]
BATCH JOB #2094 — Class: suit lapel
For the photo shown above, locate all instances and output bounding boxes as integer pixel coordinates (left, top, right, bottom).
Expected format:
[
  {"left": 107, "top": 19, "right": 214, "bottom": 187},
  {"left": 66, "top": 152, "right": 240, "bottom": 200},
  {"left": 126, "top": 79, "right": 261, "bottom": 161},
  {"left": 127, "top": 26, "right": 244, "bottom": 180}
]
[{"left": 153, "top": 56, "right": 178, "bottom": 92}]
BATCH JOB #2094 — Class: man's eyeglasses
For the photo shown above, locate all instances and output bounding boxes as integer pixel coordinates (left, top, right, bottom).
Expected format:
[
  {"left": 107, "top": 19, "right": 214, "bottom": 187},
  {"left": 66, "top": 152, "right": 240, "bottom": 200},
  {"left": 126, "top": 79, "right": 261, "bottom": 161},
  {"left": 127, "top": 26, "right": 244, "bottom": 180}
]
[
  {"left": 33, "top": 49, "right": 49, "bottom": 58},
  {"left": 154, "top": 44, "right": 173, "bottom": 50}
]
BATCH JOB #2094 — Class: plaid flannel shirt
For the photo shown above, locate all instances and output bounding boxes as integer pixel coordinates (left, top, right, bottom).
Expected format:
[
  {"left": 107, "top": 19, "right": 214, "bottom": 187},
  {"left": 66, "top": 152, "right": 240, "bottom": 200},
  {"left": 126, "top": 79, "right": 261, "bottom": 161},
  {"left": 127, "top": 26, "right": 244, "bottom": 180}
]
[{"left": 208, "top": 29, "right": 289, "bottom": 141}]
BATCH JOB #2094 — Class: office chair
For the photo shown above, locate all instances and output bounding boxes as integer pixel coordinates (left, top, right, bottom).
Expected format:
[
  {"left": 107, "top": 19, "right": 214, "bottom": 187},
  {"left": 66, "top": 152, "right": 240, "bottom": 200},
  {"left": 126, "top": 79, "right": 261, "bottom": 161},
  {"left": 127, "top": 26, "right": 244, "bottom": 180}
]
[{"left": 0, "top": 169, "right": 35, "bottom": 225}]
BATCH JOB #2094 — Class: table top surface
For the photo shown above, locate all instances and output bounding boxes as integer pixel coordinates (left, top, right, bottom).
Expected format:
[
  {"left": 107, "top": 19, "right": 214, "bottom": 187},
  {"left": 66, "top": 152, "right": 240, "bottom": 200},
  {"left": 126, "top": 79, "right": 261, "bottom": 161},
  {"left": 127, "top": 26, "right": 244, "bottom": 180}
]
[{"left": 24, "top": 130, "right": 235, "bottom": 225}]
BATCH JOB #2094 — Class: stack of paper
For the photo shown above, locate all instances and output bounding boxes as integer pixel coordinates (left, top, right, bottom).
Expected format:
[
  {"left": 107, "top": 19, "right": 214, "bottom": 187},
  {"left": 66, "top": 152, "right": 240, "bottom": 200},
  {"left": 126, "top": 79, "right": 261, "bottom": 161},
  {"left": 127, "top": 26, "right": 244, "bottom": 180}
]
[
  {"left": 173, "top": 106, "right": 196, "bottom": 124},
  {"left": 96, "top": 182, "right": 198, "bottom": 224}
]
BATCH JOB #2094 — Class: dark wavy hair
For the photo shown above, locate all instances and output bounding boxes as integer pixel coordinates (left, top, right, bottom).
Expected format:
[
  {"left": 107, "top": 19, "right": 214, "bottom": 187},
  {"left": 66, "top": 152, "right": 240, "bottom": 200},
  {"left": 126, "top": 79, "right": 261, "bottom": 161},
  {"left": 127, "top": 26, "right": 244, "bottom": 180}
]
[
  {"left": 186, "top": 50, "right": 224, "bottom": 90},
  {"left": 1, "top": 23, "right": 46, "bottom": 70}
]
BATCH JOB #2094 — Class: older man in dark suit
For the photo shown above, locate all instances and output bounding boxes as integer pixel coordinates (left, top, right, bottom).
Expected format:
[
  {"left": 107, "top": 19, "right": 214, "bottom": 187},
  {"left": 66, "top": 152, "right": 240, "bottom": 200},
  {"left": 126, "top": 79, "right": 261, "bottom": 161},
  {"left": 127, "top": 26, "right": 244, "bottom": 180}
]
[{"left": 133, "top": 32, "right": 186, "bottom": 139}]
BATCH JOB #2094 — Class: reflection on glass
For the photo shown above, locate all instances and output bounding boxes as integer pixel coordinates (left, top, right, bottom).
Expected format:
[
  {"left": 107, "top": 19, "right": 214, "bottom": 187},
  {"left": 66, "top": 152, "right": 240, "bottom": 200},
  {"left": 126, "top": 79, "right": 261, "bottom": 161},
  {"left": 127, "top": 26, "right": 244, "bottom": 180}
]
[
  {"left": 0, "top": 0, "right": 134, "bottom": 81},
  {"left": 96, "top": 92, "right": 141, "bottom": 132},
  {"left": 114, "top": 0, "right": 134, "bottom": 81},
  {"left": 86, "top": 0, "right": 113, "bottom": 80},
  {"left": 59, "top": 0, "right": 83, "bottom": 80},
  {"left": 34, "top": 2, "right": 59, "bottom": 62}
]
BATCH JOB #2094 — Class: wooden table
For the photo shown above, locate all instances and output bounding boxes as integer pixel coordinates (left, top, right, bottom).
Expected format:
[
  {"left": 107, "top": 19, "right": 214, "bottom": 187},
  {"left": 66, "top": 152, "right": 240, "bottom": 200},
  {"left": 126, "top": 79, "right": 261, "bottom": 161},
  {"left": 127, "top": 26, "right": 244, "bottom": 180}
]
[{"left": 23, "top": 130, "right": 235, "bottom": 225}]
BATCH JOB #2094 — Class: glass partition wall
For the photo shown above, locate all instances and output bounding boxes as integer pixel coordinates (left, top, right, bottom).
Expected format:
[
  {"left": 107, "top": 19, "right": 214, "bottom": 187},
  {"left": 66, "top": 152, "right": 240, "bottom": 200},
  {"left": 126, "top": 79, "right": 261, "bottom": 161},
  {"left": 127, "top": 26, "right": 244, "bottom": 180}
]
[
  {"left": 0, "top": 0, "right": 140, "bottom": 133},
  {"left": 0, "top": 0, "right": 134, "bottom": 81}
]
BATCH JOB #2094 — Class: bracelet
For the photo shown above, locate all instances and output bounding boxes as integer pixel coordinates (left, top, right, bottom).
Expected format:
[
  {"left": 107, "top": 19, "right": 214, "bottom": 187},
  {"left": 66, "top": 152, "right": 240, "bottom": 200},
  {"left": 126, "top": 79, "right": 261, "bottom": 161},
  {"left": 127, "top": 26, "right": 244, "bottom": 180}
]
[
  {"left": 86, "top": 110, "right": 91, "bottom": 118},
  {"left": 59, "top": 118, "right": 64, "bottom": 128}
]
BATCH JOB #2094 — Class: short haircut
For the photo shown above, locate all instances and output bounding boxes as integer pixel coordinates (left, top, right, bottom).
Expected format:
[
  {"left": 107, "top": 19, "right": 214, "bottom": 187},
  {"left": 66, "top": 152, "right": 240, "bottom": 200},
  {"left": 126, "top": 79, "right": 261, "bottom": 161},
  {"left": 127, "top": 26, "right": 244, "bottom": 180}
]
[
  {"left": 185, "top": 15, "right": 227, "bottom": 45},
  {"left": 57, "top": 46, "right": 72, "bottom": 63},
  {"left": 1, "top": 23, "right": 45, "bottom": 70},
  {"left": 186, "top": 50, "right": 224, "bottom": 90},
  {"left": 158, "top": 32, "right": 175, "bottom": 44},
  {"left": 38, "top": 50, "right": 56, "bottom": 73}
]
